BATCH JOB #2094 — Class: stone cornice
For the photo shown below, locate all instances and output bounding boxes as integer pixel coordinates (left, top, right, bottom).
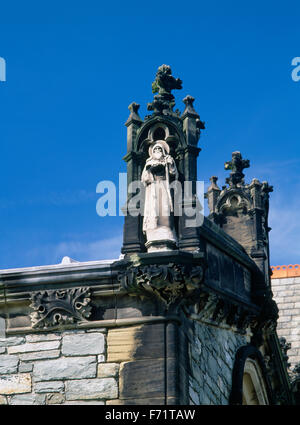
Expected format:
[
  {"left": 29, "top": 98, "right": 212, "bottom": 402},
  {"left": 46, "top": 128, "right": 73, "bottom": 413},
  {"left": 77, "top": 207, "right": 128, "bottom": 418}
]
[
  {"left": 0, "top": 260, "right": 120, "bottom": 305},
  {"left": 5, "top": 315, "right": 182, "bottom": 335}
]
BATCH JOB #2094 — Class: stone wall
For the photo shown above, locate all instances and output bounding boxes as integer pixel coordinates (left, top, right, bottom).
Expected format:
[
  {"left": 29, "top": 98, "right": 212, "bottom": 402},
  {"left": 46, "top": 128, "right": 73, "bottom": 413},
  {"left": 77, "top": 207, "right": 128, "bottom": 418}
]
[
  {"left": 179, "top": 319, "right": 247, "bottom": 405},
  {"left": 1, "top": 319, "right": 246, "bottom": 405},
  {"left": 272, "top": 276, "right": 300, "bottom": 368},
  {"left": 0, "top": 321, "right": 180, "bottom": 405},
  {"left": 0, "top": 328, "right": 119, "bottom": 405}
]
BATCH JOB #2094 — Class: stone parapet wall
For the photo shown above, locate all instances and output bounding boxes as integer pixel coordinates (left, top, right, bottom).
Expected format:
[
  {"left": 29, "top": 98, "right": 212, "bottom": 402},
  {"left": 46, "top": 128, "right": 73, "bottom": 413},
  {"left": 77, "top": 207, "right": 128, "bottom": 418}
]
[
  {"left": 0, "top": 329, "right": 119, "bottom": 405},
  {"left": 271, "top": 276, "right": 300, "bottom": 368}
]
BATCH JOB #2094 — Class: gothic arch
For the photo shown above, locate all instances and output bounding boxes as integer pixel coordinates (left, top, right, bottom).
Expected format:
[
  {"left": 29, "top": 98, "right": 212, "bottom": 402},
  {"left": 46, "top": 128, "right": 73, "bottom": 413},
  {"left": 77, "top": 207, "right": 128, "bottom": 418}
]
[
  {"left": 229, "top": 345, "right": 274, "bottom": 405},
  {"left": 136, "top": 117, "right": 185, "bottom": 154},
  {"left": 242, "top": 358, "right": 269, "bottom": 404},
  {"left": 216, "top": 188, "right": 252, "bottom": 216}
]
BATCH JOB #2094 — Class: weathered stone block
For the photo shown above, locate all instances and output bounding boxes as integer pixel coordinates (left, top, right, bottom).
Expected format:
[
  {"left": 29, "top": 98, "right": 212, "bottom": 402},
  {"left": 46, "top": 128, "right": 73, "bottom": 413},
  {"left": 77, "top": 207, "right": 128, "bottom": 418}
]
[
  {"left": 34, "top": 356, "right": 97, "bottom": 381},
  {"left": 280, "top": 316, "right": 292, "bottom": 323},
  {"left": 199, "top": 392, "right": 211, "bottom": 405},
  {"left": 119, "top": 359, "right": 166, "bottom": 399},
  {"left": 97, "top": 363, "right": 119, "bottom": 378},
  {"left": 280, "top": 305, "right": 295, "bottom": 311},
  {"left": 107, "top": 326, "right": 141, "bottom": 362},
  {"left": 0, "top": 347, "right": 6, "bottom": 354},
  {"left": 291, "top": 315, "right": 300, "bottom": 323},
  {"left": 8, "top": 340, "right": 60, "bottom": 354},
  {"left": 9, "top": 394, "right": 35, "bottom": 405},
  {"left": 19, "top": 362, "right": 33, "bottom": 373},
  {"left": 0, "top": 336, "right": 25, "bottom": 347},
  {"left": 107, "top": 324, "right": 165, "bottom": 363},
  {"left": 204, "top": 382, "right": 218, "bottom": 404},
  {"left": 0, "top": 395, "right": 7, "bottom": 405},
  {"left": 291, "top": 340, "right": 300, "bottom": 348},
  {"left": 62, "top": 332, "right": 105, "bottom": 356},
  {"left": 285, "top": 296, "right": 300, "bottom": 303},
  {"left": 19, "top": 350, "right": 60, "bottom": 362},
  {"left": 35, "top": 380, "right": 64, "bottom": 393},
  {"left": 275, "top": 297, "right": 284, "bottom": 303},
  {"left": 26, "top": 334, "right": 61, "bottom": 343},
  {"left": 189, "top": 386, "right": 200, "bottom": 404},
  {"left": 62, "top": 330, "right": 86, "bottom": 335},
  {"left": 0, "top": 355, "right": 19, "bottom": 374},
  {"left": 0, "top": 373, "right": 31, "bottom": 394},
  {"left": 9, "top": 393, "right": 46, "bottom": 405},
  {"left": 65, "top": 378, "right": 118, "bottom": 400},
  {"left": 46, "top": 393, "right": 65, "bottom": 404}
]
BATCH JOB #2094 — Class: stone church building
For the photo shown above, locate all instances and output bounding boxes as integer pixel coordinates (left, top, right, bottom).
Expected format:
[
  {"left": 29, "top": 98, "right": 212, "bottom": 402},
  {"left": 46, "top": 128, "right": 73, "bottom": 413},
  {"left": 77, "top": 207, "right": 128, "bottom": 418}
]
[{"left": 0, "top": 65, "right": 296, "bottom": 405}]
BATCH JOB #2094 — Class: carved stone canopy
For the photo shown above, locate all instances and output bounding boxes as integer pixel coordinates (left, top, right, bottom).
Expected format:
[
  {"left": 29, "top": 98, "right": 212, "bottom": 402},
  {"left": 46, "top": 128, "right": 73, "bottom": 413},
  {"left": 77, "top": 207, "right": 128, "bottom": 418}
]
[{"left": 122, "top": 64, "right": 205, "bottom": 255}]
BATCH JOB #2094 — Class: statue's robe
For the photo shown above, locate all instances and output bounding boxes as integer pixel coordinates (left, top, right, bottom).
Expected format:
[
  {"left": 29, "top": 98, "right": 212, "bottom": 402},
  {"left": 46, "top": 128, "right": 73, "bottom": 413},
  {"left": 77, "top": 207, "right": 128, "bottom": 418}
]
[{"left": 141, "top": 156, "right": 178, "bottom": 243}]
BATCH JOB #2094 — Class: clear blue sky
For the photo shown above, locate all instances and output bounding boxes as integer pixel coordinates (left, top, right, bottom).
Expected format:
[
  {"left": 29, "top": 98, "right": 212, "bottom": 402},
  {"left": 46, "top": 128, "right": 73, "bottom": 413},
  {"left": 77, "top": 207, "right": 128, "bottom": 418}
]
[{"left": 0, "top": 1, "right": 299, "bottom": 269}]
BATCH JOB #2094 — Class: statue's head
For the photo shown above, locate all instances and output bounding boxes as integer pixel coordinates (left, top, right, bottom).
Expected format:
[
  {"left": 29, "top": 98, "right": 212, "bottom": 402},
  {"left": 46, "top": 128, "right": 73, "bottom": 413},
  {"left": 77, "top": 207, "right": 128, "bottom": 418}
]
[
  {"left": 153, "top": 145, "right": 163, "bottom": 160},
  {"left": 149, "top": 141, "right": 169, "bottom": 160}
]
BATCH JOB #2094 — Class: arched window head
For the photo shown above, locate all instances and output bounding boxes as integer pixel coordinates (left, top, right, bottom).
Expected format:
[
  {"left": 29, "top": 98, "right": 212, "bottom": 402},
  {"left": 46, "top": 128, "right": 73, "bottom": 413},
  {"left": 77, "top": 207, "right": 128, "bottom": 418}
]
[{"left": 242, "top": 358, "right": 268, "bottom": 405}]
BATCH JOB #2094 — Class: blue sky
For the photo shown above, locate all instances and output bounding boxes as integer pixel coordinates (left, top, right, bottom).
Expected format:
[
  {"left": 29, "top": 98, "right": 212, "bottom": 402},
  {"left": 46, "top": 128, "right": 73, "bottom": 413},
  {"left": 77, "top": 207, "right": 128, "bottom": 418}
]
[{"left": 0, "top": 1, "right": 299, "bottom": 269}]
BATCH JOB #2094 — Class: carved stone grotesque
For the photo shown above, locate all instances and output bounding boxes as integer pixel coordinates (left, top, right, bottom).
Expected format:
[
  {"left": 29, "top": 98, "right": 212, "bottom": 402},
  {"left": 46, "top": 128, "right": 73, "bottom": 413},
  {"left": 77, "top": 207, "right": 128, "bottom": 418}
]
[
  {"left": 141, "top": 140, "right": 178, "bottom": 252},
  {"left": 279, "top": 337, "right": 291, "bottom": 369},
  {"left": 119, "top": 262, "right": 204, "bottom": 308},
  {"left": 30, "top": 287, "right": 92, "bottom": 329}
]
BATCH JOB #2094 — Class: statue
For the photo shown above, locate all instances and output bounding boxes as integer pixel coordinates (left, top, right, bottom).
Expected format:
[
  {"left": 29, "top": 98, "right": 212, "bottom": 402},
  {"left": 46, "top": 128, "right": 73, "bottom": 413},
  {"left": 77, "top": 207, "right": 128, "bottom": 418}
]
[{"left": 141, "top": 141, "right": 178, "bottom": 251}]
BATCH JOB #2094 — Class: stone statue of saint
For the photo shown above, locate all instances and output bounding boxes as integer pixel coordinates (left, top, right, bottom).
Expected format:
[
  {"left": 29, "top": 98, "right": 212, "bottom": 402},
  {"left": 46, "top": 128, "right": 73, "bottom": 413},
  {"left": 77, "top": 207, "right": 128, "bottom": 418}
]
[{"left": 141, "top": 141, "right": 178, "bottom": 251}]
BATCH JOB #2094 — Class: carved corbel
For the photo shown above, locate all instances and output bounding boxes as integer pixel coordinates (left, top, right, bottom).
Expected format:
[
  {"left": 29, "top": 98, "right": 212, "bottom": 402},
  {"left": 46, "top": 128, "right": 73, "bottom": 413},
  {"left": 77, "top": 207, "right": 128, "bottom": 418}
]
[{"left": 118, "top": 262, "right": 204, "bottom": 308}]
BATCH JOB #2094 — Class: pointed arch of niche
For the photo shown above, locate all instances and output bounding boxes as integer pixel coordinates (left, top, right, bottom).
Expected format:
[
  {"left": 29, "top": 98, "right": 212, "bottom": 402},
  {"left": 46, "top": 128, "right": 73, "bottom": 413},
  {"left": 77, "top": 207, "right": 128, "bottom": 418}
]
[
  {"left": 216, "top": 189, "right": 252, "bottom": 216},
  {"left": 229, "top": 345, "right": 274, "bottom": 405},
  {"left": 242, "top": 358, "right": 268, "bottom": 404},
  {"left": 135, "top": 118, "right": 185, "bottom": 156}
]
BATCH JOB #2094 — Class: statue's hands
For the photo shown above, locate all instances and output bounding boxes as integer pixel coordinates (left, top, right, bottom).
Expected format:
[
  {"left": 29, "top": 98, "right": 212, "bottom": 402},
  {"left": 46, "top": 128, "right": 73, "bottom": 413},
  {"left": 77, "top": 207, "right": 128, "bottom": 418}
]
[{"left": 165, "top": 155, "right": 173, "bottom": 165}]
